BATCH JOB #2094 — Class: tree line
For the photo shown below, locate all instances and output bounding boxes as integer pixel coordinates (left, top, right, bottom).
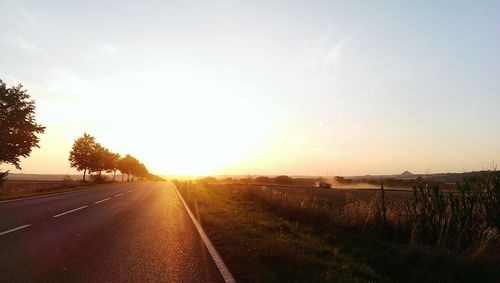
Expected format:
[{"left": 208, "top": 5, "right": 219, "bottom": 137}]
[
  {"left": 1, "top": 79, "right": 163, "bottom": 186},
  {"left": 68, "top": 133, "right": 160, "bottom": 182}
]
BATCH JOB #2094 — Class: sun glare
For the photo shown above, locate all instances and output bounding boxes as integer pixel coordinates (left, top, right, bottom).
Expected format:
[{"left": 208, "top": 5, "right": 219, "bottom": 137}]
[{"left": 114, "top": 89, "right": 277, "bottom": 176}]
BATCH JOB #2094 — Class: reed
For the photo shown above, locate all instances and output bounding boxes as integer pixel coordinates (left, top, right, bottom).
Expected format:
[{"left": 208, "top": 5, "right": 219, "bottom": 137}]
[{"left": 403, "top": 173, "right": 500, "bottom": 255}]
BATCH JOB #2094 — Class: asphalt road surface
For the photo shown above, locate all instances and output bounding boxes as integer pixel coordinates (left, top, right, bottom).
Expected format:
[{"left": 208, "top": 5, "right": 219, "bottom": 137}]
[{"left": 0, "top": 182, "right": 225, "bottom": 282}]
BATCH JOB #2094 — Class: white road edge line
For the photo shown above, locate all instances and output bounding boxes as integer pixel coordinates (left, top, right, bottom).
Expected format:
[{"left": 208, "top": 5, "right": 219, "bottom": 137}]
[
  {"left": 174, "top": 184, "right": 237, "bottom": 283},
  {"left": 52, "top": 205, "right": 88, "bottom": 218},
  {"left": 114, "top": 193, "right": 124, "bottom": 197},
  {"left": 94, "top": 198, "right": 111, "bottom": 204},
  {"left": 0, "top": 224, "right": 31, "bottom": 236}
]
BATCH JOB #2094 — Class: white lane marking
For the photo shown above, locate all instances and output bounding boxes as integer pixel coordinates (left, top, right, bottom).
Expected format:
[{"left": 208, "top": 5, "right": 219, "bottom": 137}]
[
  {"left": 174, "top": 184, "right": 237, "bottom": 283},
  {"left": 127, "top": 190, "right": 134, "bottom": 193},
  {"left": 52, "top": 205, "right": 88, "bottom": 218},
  {"left": 94, "top": 197, "right": 111, "bottom": 204},
  {"left": 114, "top": 193, "right": 124, "bottom": 197},
  {"left": 0, "top": 224, "right": 31, "bottom": 236}
]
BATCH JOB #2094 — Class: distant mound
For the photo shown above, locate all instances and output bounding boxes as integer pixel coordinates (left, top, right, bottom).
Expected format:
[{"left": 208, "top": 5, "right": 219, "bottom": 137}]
[{"left": 400, "top": 171, "right": 413, "bottom": 177}]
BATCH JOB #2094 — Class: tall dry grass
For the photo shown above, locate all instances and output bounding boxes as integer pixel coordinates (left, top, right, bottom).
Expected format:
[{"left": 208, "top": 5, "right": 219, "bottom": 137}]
[
  {"left": 236, "top": 172, "right": 500, "bottom": 260},
  {"left": 241, "top": 185, "right": 402, "bottom": 230},
  {"left": 404, "top": 174, "right": 500, "bottom": 257}
]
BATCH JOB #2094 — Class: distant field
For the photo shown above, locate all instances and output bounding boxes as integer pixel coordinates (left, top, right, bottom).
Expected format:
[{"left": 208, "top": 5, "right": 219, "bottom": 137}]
[
  {"left": 5, "top": 173, "right": 83, "bottom": 181},
  {"left": 0, "top": 179, "right": 114, "bottom": 200},
  {"left": 1, "top": 180, "right": 80, "bottom": 194},
  {"left": 5, "top": 173, "right": 124, "bottom": 181},
  {"left": 213, "top": 183, "right": 414, "bottom": 196},
  {"left": 0, "top": 173, "right": 130, "bottom": 200}
]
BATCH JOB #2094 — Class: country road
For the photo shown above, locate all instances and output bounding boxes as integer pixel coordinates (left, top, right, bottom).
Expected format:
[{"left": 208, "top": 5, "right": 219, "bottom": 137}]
[{"left": 0, "top": 182, "right": 225, "bottom": 282}]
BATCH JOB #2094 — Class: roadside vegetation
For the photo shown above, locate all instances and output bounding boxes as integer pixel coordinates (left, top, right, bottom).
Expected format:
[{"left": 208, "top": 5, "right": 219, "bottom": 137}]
[
  {"left": 68, "top": 132, "right": 158, "bottom": 183},
  {"left": 0, "top": 179, "right": 113, "bottom": 201},
  {"left": 175, "top": 173, "right": 500, "bottom": 282}
]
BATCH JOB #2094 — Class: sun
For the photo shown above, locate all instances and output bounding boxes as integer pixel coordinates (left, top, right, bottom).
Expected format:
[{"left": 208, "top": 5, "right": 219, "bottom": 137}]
[{"left": 109, "top": 91, "right": 277, "bottom": 176}]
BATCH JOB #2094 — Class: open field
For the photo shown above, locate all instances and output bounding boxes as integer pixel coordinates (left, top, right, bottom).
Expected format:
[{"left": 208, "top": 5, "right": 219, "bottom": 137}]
[
  {"left": 4, "top": 173, "right": 84, "bottom": 181},
  {"left": 175, "top": 179, "right": 500, "bottom": 282},
  {"left": 2, "top": 180, "right": 80, "bottom": 192},
  {"left": 0, "top": 180, "right": 118, "bottom": 201}
]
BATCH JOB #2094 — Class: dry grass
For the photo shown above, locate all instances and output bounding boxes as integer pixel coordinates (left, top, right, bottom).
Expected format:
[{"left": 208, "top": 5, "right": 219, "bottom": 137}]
[
  {"left": 0, "top": 180, "right": 115, "bottom": 200},
  {"left": 177, "top": 181, "right": 386, "bottom": 282},
  {"left": 233, "top": 185, "right": 406, "bottom": 230},
  {"left": 403, "top": 175, "right": 500, "bottom": 259},
  {"left": 1, "top": 180, "right": 80, "bottom": 193},
  {"left": 176, "top": 180, "right": 500, "bottom": 282},
  {"left": 221, "top": 174, "right": 500, "bottom": 261}
]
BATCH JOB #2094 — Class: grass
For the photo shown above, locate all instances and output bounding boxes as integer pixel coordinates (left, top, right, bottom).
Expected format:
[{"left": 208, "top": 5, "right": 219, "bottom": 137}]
[
  {"left": 403, "top": 176, "right": 500, "bottom": 254},
  {"left": 175, "top": 180, "right": 500, "bottom": 282},
  {"left": 177, "top": 181, "right": 384, "bottom": 282},
  {"left": 0, "top": 180, "right": 119, "bottom": 201}
]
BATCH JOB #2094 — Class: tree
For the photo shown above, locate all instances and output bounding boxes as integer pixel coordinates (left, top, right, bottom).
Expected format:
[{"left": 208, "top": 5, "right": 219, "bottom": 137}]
[
  {"left": 118, "top": 154, "right": 134, "bottom": 182},
  {"left": 68, "top": 133, "right": 98, "bottom": 182},
  {"left": 118, "top": 154, "right": 146, "bottom": 182},
  {"left": 117, "top": 158, "right": 126, "bottom": 182},
  {"left": 88, "top": 143, "right": 107, "bottom": 176},
  {"left": 255, "top": 176, "right": 271, "bottom": 184},
  {"left": 136, "top": 163, "right": 149, "bottom": 180},
  {"left": 274, "top": 175, "right": 293, "bottom": 184},
  {"left": 0, "top": 171, "right": 7, "bottom": 187},
  {"left": 69, "top": 133, "right": 152, "bottom": 184},
  {"left": 106, "top": 152, "right": 121, "bottom": 182},
  {"left": 132, "top": 157, "right": 143, "bottom": 181},
  {"left": 0, "top": 80, "right": 45, "bottom": 182}
]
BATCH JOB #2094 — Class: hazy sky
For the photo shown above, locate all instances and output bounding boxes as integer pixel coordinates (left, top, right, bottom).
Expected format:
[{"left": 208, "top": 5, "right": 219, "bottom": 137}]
[{"left": 1, "top": 0, "right": 499, "bottom": 176}]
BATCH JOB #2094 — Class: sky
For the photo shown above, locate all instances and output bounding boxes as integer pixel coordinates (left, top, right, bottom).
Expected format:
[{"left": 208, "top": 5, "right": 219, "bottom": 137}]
[{"left": 1, "top": 0, "right": 499, "bottom": 176}]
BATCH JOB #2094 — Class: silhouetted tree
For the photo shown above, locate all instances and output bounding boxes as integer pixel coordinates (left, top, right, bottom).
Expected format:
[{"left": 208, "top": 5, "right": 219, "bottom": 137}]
[
  {"left": 69, "top": 133, "right": 151, "bottom": 184},
  {"left": 0, "top": 80, "right": 45, "bottom": 184},
  {"left": 201, "top": 176, "right": 217, "bottom": 185},
  {"left": 117, "top": 156, "right": 128, "bottom": 182},
  {"left": 0, "top": 171, "right": 8, "bottom": 187},
  {"left": 128, "top": 156, "right": 141, "bottom": 181},
  {"left": 274, "top": 175, "right": 293, "bottom": 184},
  {"left": 255, "top": 176, "right": 271, "bottom": 184},
  {"left": 137, "top": 163, "right": 149, "bottom": 180},
  {"left": 106, "top": 152, "right": 121, "bottom": 181},
  {"left": 88, "top": 143, "right": 108, "bottom": 178},
  {"left": 118, "top": 154, "right": 137, "bottom": 182},
  {"left": 68, "top": 133, "right": 98, "bottom": 182}
]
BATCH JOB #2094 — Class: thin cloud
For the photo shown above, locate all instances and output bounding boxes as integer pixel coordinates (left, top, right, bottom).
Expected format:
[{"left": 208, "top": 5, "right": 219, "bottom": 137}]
[
  {"left": 324, "top": 31, "right": 358, "bottom": 67},
  {"left": 302, "top": 30, "right": 360, "bottom": 70},
  {"left": 100, "top": 44, "right": 122, "bottom": 54},
  {"left": 3, "top": 0, "right": 38, "bottom": 25},
  {"left": 2, "top": 37, "right": 43, "bottom": 55},
  {"left": 86, "top": 44, "right": 124, "bottom": 60}
]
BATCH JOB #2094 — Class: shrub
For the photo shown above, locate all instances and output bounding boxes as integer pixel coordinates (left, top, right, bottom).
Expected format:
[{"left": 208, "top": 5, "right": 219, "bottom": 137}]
[
  {"left": 0, "top": 171, "right": 8, "bottom": 188},
  {"left": 91, "top": 174, "right": 108, "bottom": 184},
  {"left": 273, "top": 175, "right": 293, "bottom": 184},
  {"left": 403, "top": 173, "right": 500, "bottom": 254}
]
